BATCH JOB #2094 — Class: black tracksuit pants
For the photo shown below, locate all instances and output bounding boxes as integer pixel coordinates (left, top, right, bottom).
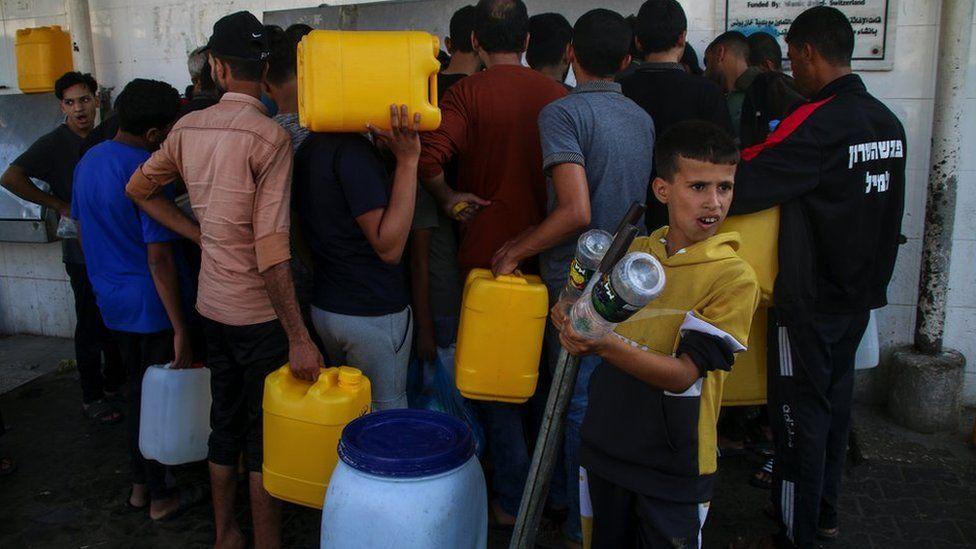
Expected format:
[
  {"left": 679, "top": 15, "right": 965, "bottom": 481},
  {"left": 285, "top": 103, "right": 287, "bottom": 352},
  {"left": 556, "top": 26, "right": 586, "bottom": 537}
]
[
  {"left": 767, "top": 309, "right": 869, "bottom": 549},
  {"left": 65, "top": 262, "right": 125, "bottom": 404}
]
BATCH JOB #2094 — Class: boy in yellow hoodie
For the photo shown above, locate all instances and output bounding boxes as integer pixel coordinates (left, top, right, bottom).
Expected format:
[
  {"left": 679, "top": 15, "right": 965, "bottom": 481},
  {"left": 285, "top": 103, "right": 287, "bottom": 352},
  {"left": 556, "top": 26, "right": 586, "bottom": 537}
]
[{"left": 555, "top": 120, "right": 760, "bottom": 547}]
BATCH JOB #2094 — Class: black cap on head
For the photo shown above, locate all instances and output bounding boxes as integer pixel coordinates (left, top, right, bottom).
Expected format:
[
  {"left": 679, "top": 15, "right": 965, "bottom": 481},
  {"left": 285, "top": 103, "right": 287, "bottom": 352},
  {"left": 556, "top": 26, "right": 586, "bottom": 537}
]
[{"left": 207, "top": 11, "right": 269, "bottom": 61}]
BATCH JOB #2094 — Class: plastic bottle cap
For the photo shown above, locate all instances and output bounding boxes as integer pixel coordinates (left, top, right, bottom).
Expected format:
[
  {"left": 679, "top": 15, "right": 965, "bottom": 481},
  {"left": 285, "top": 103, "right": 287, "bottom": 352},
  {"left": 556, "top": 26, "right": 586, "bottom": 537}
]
[
  {"left": 338, "top": 366, "right": 363, "bottom": 389},
  {"left": 338, "top": 409, "right": 474, "bottom": 478}
]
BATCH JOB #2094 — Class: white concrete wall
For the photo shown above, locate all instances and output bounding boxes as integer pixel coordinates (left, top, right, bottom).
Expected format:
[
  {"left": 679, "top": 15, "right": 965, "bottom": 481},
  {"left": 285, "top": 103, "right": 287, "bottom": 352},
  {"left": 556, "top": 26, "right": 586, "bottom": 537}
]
[
  {"left": 0, "top": 241, "right": 73, "bottom": 336},
  {"left": 0, "top": 0, "right": 973, "bottom": 402}
]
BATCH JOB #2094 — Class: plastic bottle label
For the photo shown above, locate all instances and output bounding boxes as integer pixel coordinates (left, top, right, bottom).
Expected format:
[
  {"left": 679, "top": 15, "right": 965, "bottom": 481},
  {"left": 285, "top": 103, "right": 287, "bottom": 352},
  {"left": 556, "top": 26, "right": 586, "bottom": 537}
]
[
  {"left": 567, "top": 258, "right": 593, "bottom": 292},
  {"left": 591, "top": 273, "right": 640, "bottom": 323}
]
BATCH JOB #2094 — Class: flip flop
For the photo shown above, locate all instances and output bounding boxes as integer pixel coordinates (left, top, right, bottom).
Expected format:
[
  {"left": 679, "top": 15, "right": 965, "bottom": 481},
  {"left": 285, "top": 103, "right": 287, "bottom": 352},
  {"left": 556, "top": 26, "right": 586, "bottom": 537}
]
[
  {"left": 82, "top": 399, "right": 123, "bottom": 425},
  {"left": 152, "top": 485, "right": 208, "bottom": 523}
]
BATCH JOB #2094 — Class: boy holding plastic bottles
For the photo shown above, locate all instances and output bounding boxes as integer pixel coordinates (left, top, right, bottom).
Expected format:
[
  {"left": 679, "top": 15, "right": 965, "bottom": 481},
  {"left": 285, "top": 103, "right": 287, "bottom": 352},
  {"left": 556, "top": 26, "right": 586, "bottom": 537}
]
[
  {"left": 553, "top": 121, "right": 760, "bottom": 547},
  {"left": 491, "top": 9, "right": 653, "bottom": 546}
]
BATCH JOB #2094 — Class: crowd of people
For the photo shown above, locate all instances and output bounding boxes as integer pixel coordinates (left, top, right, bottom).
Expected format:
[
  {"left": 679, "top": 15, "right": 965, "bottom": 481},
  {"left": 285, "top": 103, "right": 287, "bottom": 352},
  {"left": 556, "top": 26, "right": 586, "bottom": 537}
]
[{"left": 0, "top": 1, "right": 907, "bottom": 548}]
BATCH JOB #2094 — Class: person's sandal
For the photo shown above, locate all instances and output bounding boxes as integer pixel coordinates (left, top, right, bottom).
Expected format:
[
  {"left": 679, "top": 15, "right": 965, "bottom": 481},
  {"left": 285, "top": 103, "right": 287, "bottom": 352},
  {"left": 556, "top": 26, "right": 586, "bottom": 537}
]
[
  {"left": 750, "top": 457, "right": 774, "bottom": 489},
  {"left": 82, "top": 399, "right": 123, "bottom": 425},
  {"left": 0, "top": 456, "right": 16, "bottom": 477}
]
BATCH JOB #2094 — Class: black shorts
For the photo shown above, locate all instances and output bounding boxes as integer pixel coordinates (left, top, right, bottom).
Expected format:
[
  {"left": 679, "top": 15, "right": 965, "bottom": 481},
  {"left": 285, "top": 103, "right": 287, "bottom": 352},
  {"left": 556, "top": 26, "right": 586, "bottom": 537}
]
[{"left": 204, "top": 317, "right": 288, "bottom": 472}]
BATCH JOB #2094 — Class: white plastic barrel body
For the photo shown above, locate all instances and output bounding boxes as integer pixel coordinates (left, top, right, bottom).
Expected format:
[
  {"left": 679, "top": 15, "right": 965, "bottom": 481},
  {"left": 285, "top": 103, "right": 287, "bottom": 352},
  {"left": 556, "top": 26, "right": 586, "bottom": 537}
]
[
  {"left": 855, "top": 310, "right": 880, "bottom": 370},
  {"left": 139, "top": 365, "right": 212, "bottom": 465},
  {"left": 321, "top": 455, "right": 488, "bottom": 549}
]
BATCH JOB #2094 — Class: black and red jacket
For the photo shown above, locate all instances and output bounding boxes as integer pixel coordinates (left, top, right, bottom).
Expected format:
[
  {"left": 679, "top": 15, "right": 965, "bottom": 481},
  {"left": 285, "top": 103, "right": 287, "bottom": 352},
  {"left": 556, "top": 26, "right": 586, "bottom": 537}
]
[{"left": 731, "top": 74, "right": 906, "bottom": 323}]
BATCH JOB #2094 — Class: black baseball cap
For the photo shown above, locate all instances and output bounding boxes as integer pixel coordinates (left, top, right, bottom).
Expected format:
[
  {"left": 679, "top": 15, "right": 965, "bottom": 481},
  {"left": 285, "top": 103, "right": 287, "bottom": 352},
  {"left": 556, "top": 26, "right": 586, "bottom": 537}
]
[{"left": 206, "top": 11, "right": 269, "bottom": 61}]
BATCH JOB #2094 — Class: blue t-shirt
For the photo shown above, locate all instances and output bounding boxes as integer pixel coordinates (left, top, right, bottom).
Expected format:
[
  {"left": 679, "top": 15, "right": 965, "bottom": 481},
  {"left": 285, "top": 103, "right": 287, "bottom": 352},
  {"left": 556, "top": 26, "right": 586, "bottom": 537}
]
[{"left": 72, "top": 140, "right": 191, "bottom": 334}]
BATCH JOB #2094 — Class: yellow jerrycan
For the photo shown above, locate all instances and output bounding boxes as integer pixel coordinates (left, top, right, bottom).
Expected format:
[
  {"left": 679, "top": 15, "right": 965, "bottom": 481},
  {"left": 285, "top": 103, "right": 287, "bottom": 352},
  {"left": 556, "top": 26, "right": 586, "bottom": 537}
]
[
  {"left": 719, "top": 207, "right": 779, "bottom": 406},
  {"left": 263, "top": 365, "right": 371, "bottom": 508},
  {"left": 15, "top": 26, "right": 74, "bottom": 94},
  {"left": 721, "top": 308, "right": 769, "bottom": 406},
  {"left": 455, "top": 269, "right": 549, "bottom": 403},
  {"left": 719, "top": 206, "right": 779, "bottom": 303},
  {"left": 297, "top": 30, "right": 442, "bottom": 132}
]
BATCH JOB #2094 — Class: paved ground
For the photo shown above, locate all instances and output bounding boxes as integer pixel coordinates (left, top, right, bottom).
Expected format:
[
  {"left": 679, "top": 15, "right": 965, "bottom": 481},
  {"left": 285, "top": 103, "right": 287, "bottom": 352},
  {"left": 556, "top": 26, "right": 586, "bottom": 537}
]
[
  {"left": 0, "top": 335, "right": 973, "bottom": 548},
  {"left": 0, "top": 335, "right": 73, "bottom": 394}
]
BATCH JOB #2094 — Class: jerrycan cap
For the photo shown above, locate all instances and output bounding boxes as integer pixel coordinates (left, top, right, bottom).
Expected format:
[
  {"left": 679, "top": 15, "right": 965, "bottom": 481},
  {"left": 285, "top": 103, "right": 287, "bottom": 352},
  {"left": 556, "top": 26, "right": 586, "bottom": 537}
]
[
  {"left": 338, "top": 409, "right": 474, "bottom": 478},
  {"left": 337, "top": 366, "right": 363, "bottom": 389}
]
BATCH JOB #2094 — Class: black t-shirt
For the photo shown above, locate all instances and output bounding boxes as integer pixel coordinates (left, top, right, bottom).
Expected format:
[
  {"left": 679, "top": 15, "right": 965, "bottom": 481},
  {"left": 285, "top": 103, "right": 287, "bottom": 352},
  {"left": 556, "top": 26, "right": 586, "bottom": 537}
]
[
  {"left": 620, "top": 63, "right": 734, "bottom": 231},
  {"left": 80, "top": 116, "right": 119, "bottom": 157},
  {"left": 12, "top": 124, "right": 85, "bottom": 263},
  {"left": 292, "top": 133, "right": 408, "bottom": 316}
]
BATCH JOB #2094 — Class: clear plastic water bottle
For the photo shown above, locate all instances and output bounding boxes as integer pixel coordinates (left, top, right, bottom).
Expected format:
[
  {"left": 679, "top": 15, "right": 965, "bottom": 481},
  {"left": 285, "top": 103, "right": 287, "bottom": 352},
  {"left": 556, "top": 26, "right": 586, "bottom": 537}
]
[
  {"left": 555, "top": 229, "right": 613, "bottom": 314},
  {"left": 570, "top": 252, "right": 666, "bottom": 340}
]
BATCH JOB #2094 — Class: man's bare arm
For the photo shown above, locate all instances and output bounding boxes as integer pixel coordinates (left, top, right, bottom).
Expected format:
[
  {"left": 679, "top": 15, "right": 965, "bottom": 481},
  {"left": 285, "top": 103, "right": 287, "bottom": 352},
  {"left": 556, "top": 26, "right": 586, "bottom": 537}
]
[
  {"left": 421, "top": 172, "right": 490, "bottom": 222},
  {"left": 261, "top": 261, "right": 323, "bottom": 381},
  {"left": 491, "top": 163, "right": 591, "bottom": 275},
  {"left": 1, "top": 165, "right": 70, "bottom": 216},
  {"left": 147, "top": 242, "right": 192, "bottom": 369},
  {"left": 126, "top": 192, "right": 201, "bottom": 245}
]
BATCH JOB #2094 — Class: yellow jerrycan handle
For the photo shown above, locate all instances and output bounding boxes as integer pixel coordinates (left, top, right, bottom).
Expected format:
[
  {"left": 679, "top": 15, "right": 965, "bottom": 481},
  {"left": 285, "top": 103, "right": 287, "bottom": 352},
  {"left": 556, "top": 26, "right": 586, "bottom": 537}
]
[
  {"left": 494, "top": 270, "right": 529, "bottom": 285},
  {"left": 279, "top": 364, "right": 335, "bottom": 394},
  {"left": 429, "top": 35, "right": 440, "bottom": 110}
]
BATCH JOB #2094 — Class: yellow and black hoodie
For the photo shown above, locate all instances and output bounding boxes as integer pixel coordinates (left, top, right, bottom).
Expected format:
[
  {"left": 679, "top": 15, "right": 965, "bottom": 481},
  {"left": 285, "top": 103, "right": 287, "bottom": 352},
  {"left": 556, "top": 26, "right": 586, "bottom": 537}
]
[{"left": 579, "top": 227, "right": 760, "bottom": 503}]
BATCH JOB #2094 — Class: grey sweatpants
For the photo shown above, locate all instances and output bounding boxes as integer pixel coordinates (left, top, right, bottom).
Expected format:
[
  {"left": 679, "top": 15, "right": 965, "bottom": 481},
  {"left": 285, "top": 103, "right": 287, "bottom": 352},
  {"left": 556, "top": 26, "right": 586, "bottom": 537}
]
[{"left": 310, "top": 306, "right": 413, "bottom": 410}]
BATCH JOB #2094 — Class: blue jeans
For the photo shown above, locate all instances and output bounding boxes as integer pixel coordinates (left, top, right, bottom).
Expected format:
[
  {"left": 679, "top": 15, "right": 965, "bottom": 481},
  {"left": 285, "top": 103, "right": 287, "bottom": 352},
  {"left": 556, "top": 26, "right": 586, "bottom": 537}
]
[
  {"left": 476, "top": 400, "right": 529, "bottom": 516},
  {"left": 546, "top": 323, "right": 600, "bottom": 543}
]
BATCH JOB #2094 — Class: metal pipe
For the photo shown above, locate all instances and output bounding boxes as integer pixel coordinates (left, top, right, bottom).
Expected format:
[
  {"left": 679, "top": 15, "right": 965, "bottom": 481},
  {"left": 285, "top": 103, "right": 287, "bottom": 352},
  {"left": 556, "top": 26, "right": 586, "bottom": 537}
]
[
  {"left": 65, "top": 0, "right": 96, "bottom": 77},
  {"left": 509, "top": 349, "right": 580, "bottom": 549},
  {"left": 913, "top": 0, "right": 974, "bottom": 354},
  {"left": 510, "top": 204, "right": 645, "bottom": 547}
]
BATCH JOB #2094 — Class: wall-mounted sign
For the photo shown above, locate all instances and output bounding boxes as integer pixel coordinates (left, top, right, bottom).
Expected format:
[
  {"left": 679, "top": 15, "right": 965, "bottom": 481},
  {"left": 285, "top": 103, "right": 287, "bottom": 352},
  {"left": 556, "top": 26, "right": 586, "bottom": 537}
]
[{"left": 720, "top": 0, "right": 897, "bottom": 71}]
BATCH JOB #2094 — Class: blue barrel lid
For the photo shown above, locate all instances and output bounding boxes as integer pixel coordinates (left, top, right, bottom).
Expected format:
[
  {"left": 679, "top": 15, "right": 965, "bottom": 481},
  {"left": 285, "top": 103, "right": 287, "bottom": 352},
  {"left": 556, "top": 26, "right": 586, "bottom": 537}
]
[{"left": 338, "top": 409, "right": 474, "bottom": 478}]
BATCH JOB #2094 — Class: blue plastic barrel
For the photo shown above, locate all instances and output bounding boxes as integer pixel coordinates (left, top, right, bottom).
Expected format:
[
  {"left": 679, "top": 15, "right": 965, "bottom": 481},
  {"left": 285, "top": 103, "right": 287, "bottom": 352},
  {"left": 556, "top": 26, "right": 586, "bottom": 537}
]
[{"left": 321, "top": 409, "right": 488, "bottom": 548}]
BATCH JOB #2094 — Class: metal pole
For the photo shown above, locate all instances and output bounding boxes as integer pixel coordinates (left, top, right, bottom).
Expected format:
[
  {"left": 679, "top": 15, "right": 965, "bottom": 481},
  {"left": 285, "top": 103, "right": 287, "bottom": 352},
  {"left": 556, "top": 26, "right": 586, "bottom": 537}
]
[
  {"left": 914, "top": 0, "right": 975, "bottom": 354},
  {"left": 508, "top": 349, "right": 580, "bottom": 549},
  {"left": 510, "top": 204, "right": 644, "bottom": 548},
  {"left": 65, "top": 0, "right": 96, "bottom": 77}
]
